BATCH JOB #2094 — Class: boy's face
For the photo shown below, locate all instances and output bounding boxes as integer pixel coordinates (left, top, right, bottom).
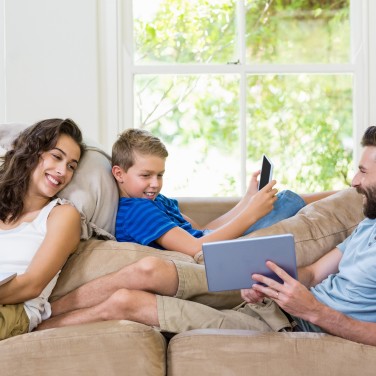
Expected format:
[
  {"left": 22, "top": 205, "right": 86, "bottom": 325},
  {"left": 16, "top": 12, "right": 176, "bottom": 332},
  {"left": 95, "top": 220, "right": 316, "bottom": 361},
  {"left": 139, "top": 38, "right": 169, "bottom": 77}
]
[{"left": 112, "top": 152, "right": 166, "bottom": 200}]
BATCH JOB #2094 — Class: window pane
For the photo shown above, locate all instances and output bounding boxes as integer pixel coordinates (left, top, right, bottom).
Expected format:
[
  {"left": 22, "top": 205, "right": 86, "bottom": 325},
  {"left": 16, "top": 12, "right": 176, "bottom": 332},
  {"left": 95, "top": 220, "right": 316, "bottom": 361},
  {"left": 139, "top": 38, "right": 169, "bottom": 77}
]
[
  {"left": 133, "top": 0, "right": 237, "bottom": 64},
  {"left": 134, "top": 75, "right": 240, "bottom": 196},
  {"left": 246, "top": 74, "right": 353, "bottom": 192},
  {"left": 245, "top": 0, "right": 350, "bottom": 63}
]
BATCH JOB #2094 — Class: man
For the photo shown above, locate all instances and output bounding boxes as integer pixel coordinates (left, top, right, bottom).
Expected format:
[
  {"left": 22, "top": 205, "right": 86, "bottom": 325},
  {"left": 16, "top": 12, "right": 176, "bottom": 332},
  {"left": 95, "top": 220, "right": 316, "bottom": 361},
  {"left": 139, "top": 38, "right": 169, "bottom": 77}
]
[
  {"left": 241, "top": 125, "right": 376, "bottom": 345},
  {"left": 37, "top": 126, "right": 376, "bottom": 346}
]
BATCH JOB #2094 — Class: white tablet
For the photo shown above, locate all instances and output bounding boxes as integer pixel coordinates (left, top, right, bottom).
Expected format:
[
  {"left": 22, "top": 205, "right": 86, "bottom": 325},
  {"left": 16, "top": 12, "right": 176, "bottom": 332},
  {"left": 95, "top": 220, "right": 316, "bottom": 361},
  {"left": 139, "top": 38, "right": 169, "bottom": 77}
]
[
  {"left": 0, "top": 272, "right": 17, "bottom": 287},
  {"left": 202, "top": 234, "right": 296, "bottom": 292},
  {"left": 258, "top": 154, "right": 274, "bottom": 190}
]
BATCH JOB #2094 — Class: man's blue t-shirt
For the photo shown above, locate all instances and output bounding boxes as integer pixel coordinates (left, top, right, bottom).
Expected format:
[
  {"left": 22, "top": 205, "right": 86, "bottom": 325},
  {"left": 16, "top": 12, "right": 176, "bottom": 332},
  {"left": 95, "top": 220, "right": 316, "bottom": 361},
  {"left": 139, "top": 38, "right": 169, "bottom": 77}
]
[
  {"left": 115, "top": 194, "right": 204, "bottom": 249},
  {"left": 311, "top": 218, "right": 376, "bottom": 323}
]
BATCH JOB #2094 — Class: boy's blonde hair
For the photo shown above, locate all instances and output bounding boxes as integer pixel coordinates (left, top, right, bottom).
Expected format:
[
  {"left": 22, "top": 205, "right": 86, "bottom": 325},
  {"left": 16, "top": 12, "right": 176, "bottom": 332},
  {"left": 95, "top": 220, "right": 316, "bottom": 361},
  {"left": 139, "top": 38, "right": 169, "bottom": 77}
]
[{"left": 112, "top": 128, "right": 168, "bottom": 171}]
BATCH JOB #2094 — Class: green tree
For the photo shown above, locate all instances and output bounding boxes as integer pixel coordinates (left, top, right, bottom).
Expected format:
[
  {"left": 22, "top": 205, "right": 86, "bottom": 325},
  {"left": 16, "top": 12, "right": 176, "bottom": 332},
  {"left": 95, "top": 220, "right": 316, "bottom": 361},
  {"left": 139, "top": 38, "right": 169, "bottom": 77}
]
[{"left": 133, "top": 0, "right": 352, "bottom": 196}]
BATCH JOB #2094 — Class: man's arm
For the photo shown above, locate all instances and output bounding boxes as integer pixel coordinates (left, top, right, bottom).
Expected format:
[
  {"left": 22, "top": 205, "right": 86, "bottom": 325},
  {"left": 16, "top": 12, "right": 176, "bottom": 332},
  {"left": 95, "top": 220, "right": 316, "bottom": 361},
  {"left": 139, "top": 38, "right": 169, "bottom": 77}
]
[
  {"left": 298, "top": 247, "right": 342, "bottom": 288},
  {"left": 301, "top": 297, "right": 376, "bottom": 345},
  {"left": 251, "top": 259, "right": 376, "bottom": 345}
]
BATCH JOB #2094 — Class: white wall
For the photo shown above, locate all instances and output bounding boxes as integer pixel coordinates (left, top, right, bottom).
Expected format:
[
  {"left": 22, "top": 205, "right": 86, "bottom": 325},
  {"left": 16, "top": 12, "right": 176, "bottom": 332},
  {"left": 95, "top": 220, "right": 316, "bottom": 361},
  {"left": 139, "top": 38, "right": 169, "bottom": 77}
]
[
  {"left": 0, "top": 0, "right": 6, "bottom": 121},
  {"left": 0, "top": 0, "right": 375, "bottom": 153},
  {"left": 2, "top": 0, "right": 100, "bottom": 143}
]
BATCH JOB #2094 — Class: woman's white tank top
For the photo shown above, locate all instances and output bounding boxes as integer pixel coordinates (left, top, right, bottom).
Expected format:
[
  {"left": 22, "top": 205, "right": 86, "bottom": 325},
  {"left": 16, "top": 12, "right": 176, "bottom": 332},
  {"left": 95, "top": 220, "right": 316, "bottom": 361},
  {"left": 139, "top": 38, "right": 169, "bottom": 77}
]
[{"left": 0, "top": 198, "right": 65, "bottom": 331}]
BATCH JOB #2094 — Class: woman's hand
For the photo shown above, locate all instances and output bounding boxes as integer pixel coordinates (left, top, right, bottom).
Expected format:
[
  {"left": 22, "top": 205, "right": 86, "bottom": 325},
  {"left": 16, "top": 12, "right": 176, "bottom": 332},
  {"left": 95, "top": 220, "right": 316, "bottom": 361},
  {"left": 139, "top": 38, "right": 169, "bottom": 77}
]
[
  {"left": 241, "top": 287, "right": 266, "bottom": 304},
  {"left": 251, "top": 261, "right": 320, "bottom": 322}
]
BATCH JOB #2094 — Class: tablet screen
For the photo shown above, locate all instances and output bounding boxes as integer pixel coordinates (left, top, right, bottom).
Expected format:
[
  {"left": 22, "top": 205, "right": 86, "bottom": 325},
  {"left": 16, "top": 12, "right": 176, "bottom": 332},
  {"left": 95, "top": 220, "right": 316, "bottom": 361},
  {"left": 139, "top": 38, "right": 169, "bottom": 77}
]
[{"left": 202, "top": 234, "right": 296, "bottom": 292}]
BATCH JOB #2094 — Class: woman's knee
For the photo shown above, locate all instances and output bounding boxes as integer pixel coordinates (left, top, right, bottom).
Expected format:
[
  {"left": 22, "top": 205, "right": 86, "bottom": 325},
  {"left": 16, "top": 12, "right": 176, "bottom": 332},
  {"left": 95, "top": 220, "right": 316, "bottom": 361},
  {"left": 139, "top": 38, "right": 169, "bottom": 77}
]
[
  {"left": 134, "top": 256, "right": 174, "bottom": 278},
  {"left": 102, "top": 289, "right": 135, "bottom": 320}
]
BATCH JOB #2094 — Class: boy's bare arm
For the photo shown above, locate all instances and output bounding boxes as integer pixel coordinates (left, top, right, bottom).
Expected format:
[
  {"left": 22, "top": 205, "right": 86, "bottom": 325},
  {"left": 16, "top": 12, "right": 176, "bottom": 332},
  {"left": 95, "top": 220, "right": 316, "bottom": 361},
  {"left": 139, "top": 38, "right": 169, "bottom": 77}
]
[
  {"left": 157, "top": 184, "right": 277, "bottom": 256},
  {"left": 203, "top": 171, "right": 260, "bottom": 230}
]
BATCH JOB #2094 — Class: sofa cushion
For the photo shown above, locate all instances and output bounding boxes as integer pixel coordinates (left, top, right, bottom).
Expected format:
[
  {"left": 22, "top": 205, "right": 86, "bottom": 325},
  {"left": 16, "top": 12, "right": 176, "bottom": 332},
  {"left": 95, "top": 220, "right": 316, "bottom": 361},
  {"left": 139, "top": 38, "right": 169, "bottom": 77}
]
[
  {"left": 0, "top": 123, "right": 118, "bottom": 239},
  {"left": 0, "top": 321, "right": 166, "bottom": 376},
  {"left": 167, "top": 329, "right": 376, "bottom": 376},
  {"left": 57, "top": 144, "right": 118, "bottom": 239},
  {"left": 193, "top": 188, "right": 364, "bottom": 266},
  {"left": 247, "top": 188, "right": 364, "bottom": 267}
]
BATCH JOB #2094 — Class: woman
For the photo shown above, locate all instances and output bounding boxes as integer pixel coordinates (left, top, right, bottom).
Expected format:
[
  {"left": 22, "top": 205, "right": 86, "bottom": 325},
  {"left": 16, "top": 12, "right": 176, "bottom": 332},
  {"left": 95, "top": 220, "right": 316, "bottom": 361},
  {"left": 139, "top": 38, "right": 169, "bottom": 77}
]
[{"left": 0, "top": 118, "right": 85, "bottom": 340}]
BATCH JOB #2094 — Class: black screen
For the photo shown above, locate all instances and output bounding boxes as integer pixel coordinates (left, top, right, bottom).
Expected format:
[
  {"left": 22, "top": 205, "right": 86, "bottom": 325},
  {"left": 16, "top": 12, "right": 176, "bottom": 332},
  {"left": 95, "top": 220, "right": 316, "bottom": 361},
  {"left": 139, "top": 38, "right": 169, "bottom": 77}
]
[{"left": 258, "top": 155, "right": 272, "bottom": 190}]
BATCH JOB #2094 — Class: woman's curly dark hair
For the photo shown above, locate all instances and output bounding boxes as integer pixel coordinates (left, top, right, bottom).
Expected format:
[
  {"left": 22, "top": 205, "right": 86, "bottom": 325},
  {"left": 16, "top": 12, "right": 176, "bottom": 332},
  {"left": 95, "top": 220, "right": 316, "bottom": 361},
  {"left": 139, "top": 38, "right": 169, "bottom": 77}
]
[{"left": 0, "top": 118, "right": 85, "bottom": 223}]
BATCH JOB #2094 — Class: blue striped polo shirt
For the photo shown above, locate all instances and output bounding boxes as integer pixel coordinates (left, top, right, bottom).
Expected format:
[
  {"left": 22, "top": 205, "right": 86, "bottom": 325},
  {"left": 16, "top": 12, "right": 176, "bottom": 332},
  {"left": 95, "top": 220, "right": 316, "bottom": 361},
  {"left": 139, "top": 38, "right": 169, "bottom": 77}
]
[{"left": 115, "top": 194, "right": 204, "bottom": 249}]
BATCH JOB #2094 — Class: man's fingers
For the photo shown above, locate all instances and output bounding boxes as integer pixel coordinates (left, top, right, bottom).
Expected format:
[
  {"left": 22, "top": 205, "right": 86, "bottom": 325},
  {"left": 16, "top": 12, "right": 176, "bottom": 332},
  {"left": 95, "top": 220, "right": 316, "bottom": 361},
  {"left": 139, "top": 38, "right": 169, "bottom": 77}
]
[{"left": 265, "top": 261, "right": 295, "bottom": 283}]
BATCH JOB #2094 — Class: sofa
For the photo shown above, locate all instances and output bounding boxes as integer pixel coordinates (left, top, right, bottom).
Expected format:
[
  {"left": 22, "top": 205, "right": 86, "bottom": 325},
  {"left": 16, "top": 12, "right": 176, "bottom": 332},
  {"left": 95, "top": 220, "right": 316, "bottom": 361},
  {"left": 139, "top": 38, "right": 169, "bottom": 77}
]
[
  {"left": 1, "top": 124, "right": 376, "bottom": 375},
  {"left": 1, "top": 188, "right": 376, "bottom": 375}
]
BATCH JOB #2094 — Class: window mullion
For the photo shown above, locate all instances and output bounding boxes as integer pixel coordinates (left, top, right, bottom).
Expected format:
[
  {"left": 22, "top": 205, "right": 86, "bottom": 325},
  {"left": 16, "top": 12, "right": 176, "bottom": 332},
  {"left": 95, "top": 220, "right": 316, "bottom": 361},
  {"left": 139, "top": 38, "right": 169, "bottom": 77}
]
[
  {"left": 237, "top": 0, "right": 247, "bottom": 195},
  {"left": 0, "top": 0, "right": 5, "bottom": 122}
]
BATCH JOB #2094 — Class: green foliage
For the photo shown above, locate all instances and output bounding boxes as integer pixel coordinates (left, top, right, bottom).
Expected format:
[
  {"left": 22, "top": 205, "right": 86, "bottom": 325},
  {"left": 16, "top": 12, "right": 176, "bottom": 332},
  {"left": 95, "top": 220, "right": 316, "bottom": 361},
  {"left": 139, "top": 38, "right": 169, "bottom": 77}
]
[
  {"left": 246, "top": 74, "right": 352, "bottom": 191},
  {"left": 245, "top": 0, "right": 350, "bottom": 63},
  {"left": 135, "top": 0, "right": 237, "bottom": 63},
  {"left": 133, "top": 0, "right": 352, "bottom": 196}
]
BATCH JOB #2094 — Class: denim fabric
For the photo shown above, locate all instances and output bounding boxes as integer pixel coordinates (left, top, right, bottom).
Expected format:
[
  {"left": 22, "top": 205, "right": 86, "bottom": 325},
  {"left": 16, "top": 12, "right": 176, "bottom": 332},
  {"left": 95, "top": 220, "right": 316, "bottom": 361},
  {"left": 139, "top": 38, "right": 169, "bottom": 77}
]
[
  {"left": 290, "top": 315, "right": 326, "bottom": 333},
  {"left": 243, "top": 190, "right": 306, "bottom": 235}
]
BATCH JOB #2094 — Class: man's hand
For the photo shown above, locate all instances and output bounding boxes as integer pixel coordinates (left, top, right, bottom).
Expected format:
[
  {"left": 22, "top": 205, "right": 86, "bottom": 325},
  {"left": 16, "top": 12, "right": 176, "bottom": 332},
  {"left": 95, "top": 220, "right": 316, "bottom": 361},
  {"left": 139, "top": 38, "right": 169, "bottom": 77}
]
[{"left": 250, "top": 261, "right": 321, "bottom": 322}]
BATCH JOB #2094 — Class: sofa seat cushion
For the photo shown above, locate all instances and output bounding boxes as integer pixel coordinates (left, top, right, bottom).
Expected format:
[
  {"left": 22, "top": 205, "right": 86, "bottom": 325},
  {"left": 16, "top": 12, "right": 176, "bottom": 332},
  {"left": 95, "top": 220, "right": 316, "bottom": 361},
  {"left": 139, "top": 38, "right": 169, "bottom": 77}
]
[
  {"left": 167, "top": 329, "right": 376, "bottom": 376},
  {"left": 0, "top": 321, "right": 166, "bottom": 376},
  {"left": 51, "top": 239, "right": 195, "bottom": 300}
]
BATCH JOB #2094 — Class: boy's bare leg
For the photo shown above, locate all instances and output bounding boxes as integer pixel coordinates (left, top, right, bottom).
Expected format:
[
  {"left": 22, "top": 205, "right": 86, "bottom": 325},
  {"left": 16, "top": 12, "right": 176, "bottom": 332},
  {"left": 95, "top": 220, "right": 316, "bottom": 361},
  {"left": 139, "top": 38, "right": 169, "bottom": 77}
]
[
  {"left": 300, "top": 190, "right": 338, "bottom": 205},
  {"left": 38, "top": 289, "right": 159, "bottom": 330},
  {"left": 51, "top": 257, "right": 178, "bottom": 317}
]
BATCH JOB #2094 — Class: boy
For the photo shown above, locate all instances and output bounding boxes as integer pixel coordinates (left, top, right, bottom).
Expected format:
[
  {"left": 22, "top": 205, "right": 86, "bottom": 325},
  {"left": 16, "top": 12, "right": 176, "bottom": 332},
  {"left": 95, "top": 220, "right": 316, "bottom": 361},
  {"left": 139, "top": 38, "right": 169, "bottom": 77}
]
[{"left": 111, "top": 129, "right": 334, "bottom": 257}]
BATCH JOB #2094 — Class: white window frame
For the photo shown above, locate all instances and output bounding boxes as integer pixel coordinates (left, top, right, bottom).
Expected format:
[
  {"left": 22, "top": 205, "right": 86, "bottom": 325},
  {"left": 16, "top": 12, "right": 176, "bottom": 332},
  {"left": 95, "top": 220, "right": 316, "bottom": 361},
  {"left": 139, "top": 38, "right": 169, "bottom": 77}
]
[
  {"left": 98, "top": 0, "right": 374, "bottom": 191},
  {"left": 0, "top": 0, "right": 6, "bottom": 122}
]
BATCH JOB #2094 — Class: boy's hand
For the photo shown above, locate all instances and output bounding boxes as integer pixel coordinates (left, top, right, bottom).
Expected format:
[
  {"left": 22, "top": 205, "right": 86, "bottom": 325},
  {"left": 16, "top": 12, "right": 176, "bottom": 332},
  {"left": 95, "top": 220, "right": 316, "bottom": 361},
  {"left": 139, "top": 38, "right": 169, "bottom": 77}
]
[
  {"left": 246, "top": 180, "right": 278, "bottom": 221},
  {"left": 245, "top": 171, "right": 260, "bottom": 199}
]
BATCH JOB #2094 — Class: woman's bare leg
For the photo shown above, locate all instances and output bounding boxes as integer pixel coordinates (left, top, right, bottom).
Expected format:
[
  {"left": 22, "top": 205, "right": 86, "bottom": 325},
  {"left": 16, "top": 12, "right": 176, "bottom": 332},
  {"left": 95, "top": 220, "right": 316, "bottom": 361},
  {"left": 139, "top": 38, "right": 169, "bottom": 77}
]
[
  {"left": 38, "top": 289, "right": 159, "bottom": 330},
  {"left": 51, "top": 257, "right": 178, "bottom": 317}
]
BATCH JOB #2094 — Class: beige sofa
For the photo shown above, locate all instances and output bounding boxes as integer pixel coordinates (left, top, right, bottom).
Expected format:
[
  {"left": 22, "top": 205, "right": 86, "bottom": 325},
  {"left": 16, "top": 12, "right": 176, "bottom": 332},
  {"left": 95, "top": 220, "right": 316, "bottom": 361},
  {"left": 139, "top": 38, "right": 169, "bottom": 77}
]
[{"left": 1, "top": 188, "right": 376, "bottom": 376}]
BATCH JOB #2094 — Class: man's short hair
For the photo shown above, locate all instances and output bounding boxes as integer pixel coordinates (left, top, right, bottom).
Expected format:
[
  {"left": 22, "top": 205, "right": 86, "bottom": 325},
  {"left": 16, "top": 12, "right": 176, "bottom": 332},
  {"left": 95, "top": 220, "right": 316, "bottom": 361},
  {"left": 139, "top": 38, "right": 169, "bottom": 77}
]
[
  {"left": 112, "top": 128, "right": 168, "bottom": 170},
  {"left": 361, "top": 126, "right": 376, "bottom": 147}
]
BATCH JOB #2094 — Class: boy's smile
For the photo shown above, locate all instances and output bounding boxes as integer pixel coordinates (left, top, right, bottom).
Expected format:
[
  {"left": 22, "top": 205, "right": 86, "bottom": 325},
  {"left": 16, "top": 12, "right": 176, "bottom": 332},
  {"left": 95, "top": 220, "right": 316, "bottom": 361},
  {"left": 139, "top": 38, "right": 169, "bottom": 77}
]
[{"left": 113, "top": 152, "right": 166, "bottom": 200}]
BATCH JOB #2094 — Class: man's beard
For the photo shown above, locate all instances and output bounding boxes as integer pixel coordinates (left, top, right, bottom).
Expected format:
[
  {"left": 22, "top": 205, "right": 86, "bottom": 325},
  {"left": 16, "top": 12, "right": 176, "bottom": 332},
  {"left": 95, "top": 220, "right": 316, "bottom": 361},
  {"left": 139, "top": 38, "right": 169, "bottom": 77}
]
[{"left": 356, "top": 186, "right": 376, "bottom": 219}]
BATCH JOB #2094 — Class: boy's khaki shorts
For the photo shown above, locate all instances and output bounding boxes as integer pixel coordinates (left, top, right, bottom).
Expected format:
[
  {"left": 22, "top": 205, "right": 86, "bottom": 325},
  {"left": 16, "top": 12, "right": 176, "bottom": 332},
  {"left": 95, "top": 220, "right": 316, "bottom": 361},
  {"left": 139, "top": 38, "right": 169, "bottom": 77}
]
[{"left": 0, "top": 303, "right": 29, "bottom": 340}]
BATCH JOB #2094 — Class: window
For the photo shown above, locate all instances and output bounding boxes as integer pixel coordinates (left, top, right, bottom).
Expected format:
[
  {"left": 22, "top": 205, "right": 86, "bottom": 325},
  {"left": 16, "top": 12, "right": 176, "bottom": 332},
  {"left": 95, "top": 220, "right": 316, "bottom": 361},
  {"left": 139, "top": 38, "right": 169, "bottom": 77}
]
[{"left": 112, "top": 0, "right": 368, "bottom": 196}]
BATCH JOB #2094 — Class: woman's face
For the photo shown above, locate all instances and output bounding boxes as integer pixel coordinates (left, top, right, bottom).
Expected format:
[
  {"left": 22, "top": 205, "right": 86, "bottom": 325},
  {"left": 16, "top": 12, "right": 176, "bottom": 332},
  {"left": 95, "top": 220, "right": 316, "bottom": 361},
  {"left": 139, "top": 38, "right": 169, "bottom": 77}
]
[{"left": 29, "top": 134, "right": 81, "bottom": 199}]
